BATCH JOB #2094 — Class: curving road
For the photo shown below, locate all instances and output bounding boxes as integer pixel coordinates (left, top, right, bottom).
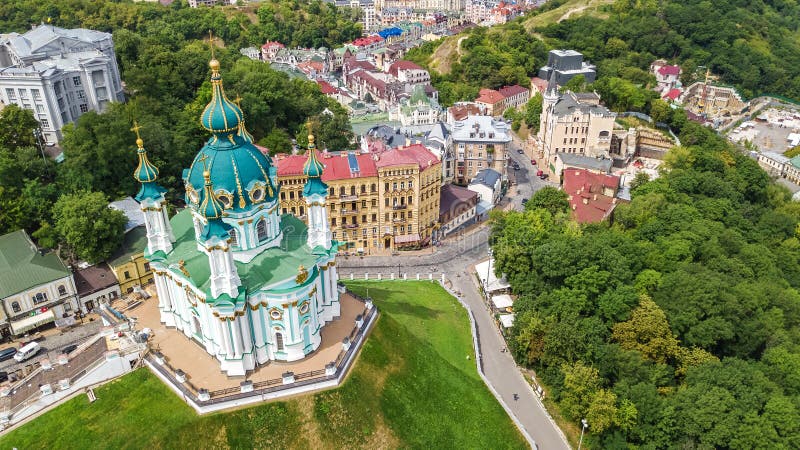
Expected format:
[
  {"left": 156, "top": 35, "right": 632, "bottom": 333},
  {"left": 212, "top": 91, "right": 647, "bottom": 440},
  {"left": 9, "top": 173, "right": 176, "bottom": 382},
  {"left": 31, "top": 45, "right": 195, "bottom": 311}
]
[{"left": 340, "top": 225, "right": 569, "bottom": 448}]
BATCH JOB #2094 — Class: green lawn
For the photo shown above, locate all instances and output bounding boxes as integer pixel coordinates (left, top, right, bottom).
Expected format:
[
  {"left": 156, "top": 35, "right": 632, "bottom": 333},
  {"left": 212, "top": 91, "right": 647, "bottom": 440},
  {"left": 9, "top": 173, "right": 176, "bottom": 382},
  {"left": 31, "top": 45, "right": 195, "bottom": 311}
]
[{"left": 0, "top": 281, "right": 526, "bottom": 449}]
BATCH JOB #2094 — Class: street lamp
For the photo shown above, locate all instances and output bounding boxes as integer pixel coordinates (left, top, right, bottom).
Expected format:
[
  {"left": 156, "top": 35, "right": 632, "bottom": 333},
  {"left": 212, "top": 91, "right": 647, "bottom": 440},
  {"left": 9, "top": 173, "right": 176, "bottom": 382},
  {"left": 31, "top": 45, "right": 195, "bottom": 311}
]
[{"left": 578, "top": 418, "right": 589, "bottom": 450}]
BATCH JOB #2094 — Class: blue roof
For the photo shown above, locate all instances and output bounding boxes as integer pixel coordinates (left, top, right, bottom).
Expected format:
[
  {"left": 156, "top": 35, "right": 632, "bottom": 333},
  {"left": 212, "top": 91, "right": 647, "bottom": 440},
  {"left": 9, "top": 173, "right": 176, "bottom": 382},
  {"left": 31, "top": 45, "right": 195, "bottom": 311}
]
[
  {"left": 378, "top": 27, "right": 403, "bottom": 38},
  {"left": 347, "top": 152, "right": 360, "bottom": 174}
]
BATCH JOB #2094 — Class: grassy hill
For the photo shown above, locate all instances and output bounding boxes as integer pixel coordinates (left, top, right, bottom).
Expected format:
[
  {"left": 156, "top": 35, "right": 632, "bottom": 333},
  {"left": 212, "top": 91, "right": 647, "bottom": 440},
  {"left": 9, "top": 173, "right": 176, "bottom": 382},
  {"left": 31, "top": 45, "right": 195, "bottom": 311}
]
[{"left": 0, "top": 282, "right": 526, "bottom": 450}]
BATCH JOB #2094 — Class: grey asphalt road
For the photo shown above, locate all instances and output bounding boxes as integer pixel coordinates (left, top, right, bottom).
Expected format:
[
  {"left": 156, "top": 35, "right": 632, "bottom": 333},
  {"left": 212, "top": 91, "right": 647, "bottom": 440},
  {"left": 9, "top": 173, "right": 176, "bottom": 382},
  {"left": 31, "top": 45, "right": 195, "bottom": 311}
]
[
  {"left": 340, "top": 227, "right": 570, "bottom": 450},
  {"left": 0, "top": 320, "right": 103, "bottom": 373},
  {"left": 505, "top": 135, "right": 556, "bottom": 210}
]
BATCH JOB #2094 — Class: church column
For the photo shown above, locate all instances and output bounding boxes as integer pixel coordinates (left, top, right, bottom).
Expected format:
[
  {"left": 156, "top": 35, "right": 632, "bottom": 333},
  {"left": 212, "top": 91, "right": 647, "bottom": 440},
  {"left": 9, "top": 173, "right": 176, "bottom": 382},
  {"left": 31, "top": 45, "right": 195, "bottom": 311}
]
[
  {"left": 221, "top": 318, "right": 234, "bottom": 357},
  {"left": 251, "top": 306, "right": 264, "bottom": 348},
  {"left": 231, "top": 318, "right": 243, "bottom": 357},
  {"left": 239, "top": 313, "right": 253, "bottom": 353}
]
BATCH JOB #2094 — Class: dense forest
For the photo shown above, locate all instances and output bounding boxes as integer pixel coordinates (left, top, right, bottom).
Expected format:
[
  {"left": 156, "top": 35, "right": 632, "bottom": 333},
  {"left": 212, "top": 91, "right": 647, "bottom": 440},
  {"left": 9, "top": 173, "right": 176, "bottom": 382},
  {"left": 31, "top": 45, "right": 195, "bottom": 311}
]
[
  {"left": 0, "top": 0, "right": 360, "bottom": 261},
  {"left": 408, "top": 0, "right": 800, "bottom": 107},
  {"left": 491, "top": 111, "right": 800, "bottom": 447}
]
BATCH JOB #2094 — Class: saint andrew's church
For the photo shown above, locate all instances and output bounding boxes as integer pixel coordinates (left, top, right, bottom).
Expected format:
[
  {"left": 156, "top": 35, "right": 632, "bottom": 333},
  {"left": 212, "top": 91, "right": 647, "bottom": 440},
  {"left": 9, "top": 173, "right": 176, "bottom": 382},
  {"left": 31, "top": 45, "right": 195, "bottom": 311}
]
[{"left": 132, "top": 57, "right": 341, "bottom": 376}]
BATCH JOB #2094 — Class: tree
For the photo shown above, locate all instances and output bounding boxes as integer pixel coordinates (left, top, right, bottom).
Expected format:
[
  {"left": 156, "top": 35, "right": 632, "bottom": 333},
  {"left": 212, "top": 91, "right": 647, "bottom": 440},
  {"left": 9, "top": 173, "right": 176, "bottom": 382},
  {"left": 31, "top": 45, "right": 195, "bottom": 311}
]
[
  {"left": 649, "top": 99, "right": 672, "bottom": 124},
  {"left": 612, "top": 296, "right": 680, "bottom": 364},
  {"left": 561, "top": 75, "right": 587, "bottom": 93},
  {"left": 587, "top": 389, "right": 618, "bottom": 433},
  {"left": 629, "top": 172, "right": 651, "bottom": 193},
  {"left": 560, "top": 361, "right": 601, "bottom": 421},
  {"left": 51, "top": 191, "right": 127, "bottom": 263},
  {"left": 526, "top": 186, "right": 569, "bottom": 215},
  {"left": 0, "top": 104, "right": 38, "bottom": 149},
  {"left": 524, "top": 94, "right": 543, "bottom": 132}
]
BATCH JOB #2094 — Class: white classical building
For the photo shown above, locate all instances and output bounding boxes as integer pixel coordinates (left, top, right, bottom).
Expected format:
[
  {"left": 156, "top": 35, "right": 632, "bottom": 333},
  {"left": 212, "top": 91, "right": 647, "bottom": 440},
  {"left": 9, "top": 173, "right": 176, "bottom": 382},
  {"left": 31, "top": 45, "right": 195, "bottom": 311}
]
[
  {"left": 134, "top": 59, "right": 340, "bottom": 376},
  {"left": 0, "top": 25, "right": 124, "bottom": 144}
]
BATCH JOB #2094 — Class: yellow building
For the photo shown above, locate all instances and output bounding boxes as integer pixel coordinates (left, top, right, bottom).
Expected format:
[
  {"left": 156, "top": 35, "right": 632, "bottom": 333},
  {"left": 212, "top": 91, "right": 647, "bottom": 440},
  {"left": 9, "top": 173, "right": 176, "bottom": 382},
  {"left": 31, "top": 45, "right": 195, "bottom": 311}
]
[
  {"left": 276, "top": 144, "right": 441, "bottom": 253},
  {"left": 108, "top": 226, "right": 154, "bottom": 294}
]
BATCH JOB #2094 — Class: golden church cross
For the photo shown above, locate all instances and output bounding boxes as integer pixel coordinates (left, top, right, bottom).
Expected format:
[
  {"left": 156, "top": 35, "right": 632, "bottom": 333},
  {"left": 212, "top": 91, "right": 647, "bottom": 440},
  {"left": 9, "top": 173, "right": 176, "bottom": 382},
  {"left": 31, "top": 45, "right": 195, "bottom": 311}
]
[{"left": 130, "top": 121, "right": 143, "bottom": 139}]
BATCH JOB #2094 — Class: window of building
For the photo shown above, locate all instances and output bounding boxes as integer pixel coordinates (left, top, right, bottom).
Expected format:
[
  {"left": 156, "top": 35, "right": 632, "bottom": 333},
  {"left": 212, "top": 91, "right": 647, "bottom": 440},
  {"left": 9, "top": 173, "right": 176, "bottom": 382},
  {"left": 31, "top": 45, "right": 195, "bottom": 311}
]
[
  {"left": 332, "top": 231, "right": 337, "bottom": 238},
  {"left": 280, "top": 192, "right": 286, "bottom": 200},
  {"left": 361, "top": 185, "right": 366, "bottom": 194},
  {"left": 373, "top": 227, "right": 377, "bottom": 235},
  {"left": 329, "top": 187, "right": 335, "bottom": 196},
  {"left": 342, "top": 217, "right": 347, "bottom": 225},
  {"left": 275, "top": 332, "right": 284, "bottom": 351},
  {"left": 77, "top": 90, "right": 86, "bottom": 100},
  {"left": 229, "top": 229, "right": 238, "bottom": 247},
  {"left": 409, "top": 211, "right": 413, "bottom": 219},
  {"left": 371, "top": 199, "right": 377, "bottom": 207},
  {"left": 372, "top": 214, "right": 377, "bottom": 222},
  {"left": 385, "top": 198, "right": 389, "bottom": 207},
  {"left": 385, "top": 213, "right": 389, "bottom": 221},
  {"left": 257, "top": 218, "right": 268, "bottom": 241},
  {"left": 371, "top": 183, "right": 376, "bottom": 193},
  {"left": 5, "top": 89, "right": 15, "bottom": 100},
  {"left": 79, "top": 104, "right": 88, "bottom": 113},
  {"left": 351, "top": 186, "right": 356, "bottom": 196},
  {"left": 362, "top": 200, "right": 367, "bottom": 208},
  {"left": 11, "top": 301, "right": 20, "bottom": 313},
  {"left": 289, "top": 191, "right": 294, "bottom": 200},
  {"left": 73, "top": 76, "right": 82, "bottom": 86},
  {"left": 299, "top": 206, "right": 305, "bottom": 216},
  {"left": 362, "top": 214, "right": 367, "bottom": 223},
  {"left": 331, "top": 218, "right": 336, "bottom": 226},
  {"left": 339, "top": 187, "right": 345, "bottom": 196},
  {"left": 124, "top": 271, "right": 131, "bottom": 280},
  {"left": 33, "top": 292, "right": 48, "bottom": 305},
  {"left": 362, "top": 229, "right": 367, "bottom": 236},
  {"left": 384, "top": 183, "right": 389, "bottom": 192}
]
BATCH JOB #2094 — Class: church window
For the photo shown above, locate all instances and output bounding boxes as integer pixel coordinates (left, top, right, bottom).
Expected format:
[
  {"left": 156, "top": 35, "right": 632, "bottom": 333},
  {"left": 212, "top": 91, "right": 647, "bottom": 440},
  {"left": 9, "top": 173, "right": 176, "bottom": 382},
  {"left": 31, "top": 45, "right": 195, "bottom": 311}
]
[
  {"left": 275, "top": 332, "right": 284, "bottom": 351},
  {"left": 216, "top": 191, "right": 232, "bottom": 209},
  {"left": 250, "top": 185, "right": 265, "bottom": 203},
  {"left": 33, "top": 292, "right": 48, "bottom": 305},
  {"left": 229, "top": 229, "right": 239, "bottom": 247},
  {"left": 11, "top": 302, "right": 20, "bottom": 313},
  {"left": 270, "top": 309, "right": 282, "bottom": 320},
  {"left": 299, "top": 302, "right": 310, "bottom": 315},
  {"left": 58, "top": 285, "right": 67, "bottom": 296},
  {"left": 257, "top": 219, "right": 268, "bottom": 241}
]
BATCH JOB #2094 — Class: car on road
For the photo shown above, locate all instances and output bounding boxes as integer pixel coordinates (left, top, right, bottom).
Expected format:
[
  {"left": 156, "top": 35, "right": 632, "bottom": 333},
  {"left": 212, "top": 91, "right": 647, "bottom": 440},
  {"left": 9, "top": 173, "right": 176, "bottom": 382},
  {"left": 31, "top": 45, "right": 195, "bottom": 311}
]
[
  {"left": 61, "top": 344, "right": 78, "bottom": 355},
  {"left": 536, "top": 169, "right": 543, "bottom": 177},
  {"left": 0, "top": 348, "right": 16, "bottom": 362},
  {"left": 531, "top": 159, "right": 537, "bottom": 165},
  {"left": 14, "top": 342, "right": 40, "bottom": 363},
  {"left": 539, "top": 174, "right": 549, "bottom": 180},
  {"left": 522, "top": 198, "right": 528, "bottom": 205},
  {"left": 0, "top": 372, "right": 7, "bottom": 383},
  {"left": 517, "top": 149, "right": 524, "bottom": 154},
  {"left": 513, "top": 163, "right": 520, "bottom": 170}
]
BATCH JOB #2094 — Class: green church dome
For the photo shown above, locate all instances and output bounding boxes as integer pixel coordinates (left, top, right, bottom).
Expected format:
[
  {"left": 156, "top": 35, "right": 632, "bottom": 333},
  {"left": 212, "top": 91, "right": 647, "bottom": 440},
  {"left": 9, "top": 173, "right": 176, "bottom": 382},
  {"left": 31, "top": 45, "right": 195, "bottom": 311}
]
[
  {"left": 200, "top": 59, "right": 244, "bottom": 134},
  {"left": 185, "top": 60, "right": 276, "bottom": 212},
  {"left": 132, "top": 132, "right": 167, "bottom": 202},
  {"left": 302, "top": 133, "right": 328, "bottom": 198}
]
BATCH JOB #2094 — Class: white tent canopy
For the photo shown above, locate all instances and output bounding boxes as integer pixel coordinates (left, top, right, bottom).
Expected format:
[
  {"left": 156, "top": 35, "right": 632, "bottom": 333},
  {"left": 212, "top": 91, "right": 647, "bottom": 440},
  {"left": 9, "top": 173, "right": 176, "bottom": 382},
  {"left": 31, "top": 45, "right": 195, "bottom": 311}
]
[
  {"left": 10, "top": 309, "right": 55, "bottom": 335},
  {"left": 499, "top": 314, "right": 515, "bottom": 329},
  {"left": 475, "top": 259, "right": 510, "bottom": 293},
  {"left": 491, "top": 294, "right": 513, "bottom": 310}
]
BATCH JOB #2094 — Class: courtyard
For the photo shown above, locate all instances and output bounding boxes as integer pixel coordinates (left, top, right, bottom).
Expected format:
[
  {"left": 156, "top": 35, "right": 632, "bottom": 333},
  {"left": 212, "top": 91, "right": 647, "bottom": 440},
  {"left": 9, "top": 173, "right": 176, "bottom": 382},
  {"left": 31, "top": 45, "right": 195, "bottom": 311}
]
[{"left": 131, "top": 290, "right": 366, "bottom": 391}]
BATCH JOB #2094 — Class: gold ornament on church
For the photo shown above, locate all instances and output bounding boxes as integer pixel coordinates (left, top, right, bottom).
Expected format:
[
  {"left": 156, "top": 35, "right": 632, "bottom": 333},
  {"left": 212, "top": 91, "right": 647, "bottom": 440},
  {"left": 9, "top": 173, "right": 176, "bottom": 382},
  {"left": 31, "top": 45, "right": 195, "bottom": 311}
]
[
  {"left": 295, "top": 265, "right": 309, "bottom": 284},
  {"left": 177, "top": 260, "right": 191, "bottom": 278}
]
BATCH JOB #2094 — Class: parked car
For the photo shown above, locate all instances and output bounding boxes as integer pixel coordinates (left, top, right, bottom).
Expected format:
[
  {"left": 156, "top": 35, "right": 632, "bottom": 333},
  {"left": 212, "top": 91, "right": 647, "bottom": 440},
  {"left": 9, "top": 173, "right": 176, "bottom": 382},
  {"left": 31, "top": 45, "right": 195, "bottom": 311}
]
[
  {"left": 517, "top": 149, "right": 524, "bottom": 154},
  {"left": 0, "top": 372, "right": 8, "bottom": 383},
  {"left": 531, "top": 159, "right": 537, "bottom": 165},
  {"left": 539, "top": 174, "right": 549, "bottom": 180},
  {"left": 14, "top": 342, "right": 40, "bottom": 363},
  {"left": 513, "top": 163, "right": 520, "bottom": 170},
  {"left": 61, "top": 344, "right": 78, "bottom": 355},
  {"left": 522, "top": 198, "right": 529, "bottom": 205},
  {"left": 0, "top": 348, "right": 17, "bottom": 362},
  {"left": 536, "top": 169, "right": 543, "bottom": 177}
]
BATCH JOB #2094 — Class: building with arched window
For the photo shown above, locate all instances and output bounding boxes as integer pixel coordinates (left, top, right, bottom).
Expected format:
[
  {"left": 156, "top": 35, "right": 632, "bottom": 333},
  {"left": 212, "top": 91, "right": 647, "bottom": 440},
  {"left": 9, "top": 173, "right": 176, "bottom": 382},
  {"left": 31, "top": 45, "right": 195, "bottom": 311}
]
[
  {"left": 135, "top": 59, "right": 340, "bottom": 376},
  {"left": 0, "top": 229, "right": 79, "bottom": 338}
]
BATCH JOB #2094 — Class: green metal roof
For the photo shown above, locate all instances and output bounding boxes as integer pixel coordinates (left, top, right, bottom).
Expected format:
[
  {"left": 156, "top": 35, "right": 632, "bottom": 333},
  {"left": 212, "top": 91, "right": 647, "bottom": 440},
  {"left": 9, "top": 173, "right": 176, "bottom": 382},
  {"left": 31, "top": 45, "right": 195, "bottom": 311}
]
[
  {"left": 108, "top": 226, "right": 148, "bottom": 267},
  {"left": 152, "top": 210, "right": 338, "bottom": 301},
  {"left": 0, "top": 230, "right": 71, "bottom": 299}
]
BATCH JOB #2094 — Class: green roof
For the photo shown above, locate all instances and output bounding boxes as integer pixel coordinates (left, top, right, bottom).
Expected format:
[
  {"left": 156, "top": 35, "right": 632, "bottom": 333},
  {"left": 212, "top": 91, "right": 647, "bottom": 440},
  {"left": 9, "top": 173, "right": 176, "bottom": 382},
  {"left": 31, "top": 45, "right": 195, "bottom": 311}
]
[
  {"left": 790, "top": 155, "right": 800, "bottom": 169},
  {"left": 108, "top": 226, "right": 148, "bottom": 267},
  {"left": 0, "top": 230, "right": 70, "bottom": 299},
  {"left": 153, "top": 210, "right": 338, "bottom": 302}
]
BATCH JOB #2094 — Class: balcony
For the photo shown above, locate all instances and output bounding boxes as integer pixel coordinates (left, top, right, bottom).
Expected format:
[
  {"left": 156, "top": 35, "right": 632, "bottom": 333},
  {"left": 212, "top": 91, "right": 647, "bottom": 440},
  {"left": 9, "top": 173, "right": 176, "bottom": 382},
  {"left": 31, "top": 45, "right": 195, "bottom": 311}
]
[
  {"left": 392, "top": 204, "right": 407, "bottom": 210},
  {"left": 392, "top": 217, "right": 406, "bottom": 223},
  {"left": 339, "top": 209, "right": 358, "bottom": 216},
  {"left": 339, "top": 194, "right": 358, "bottom": 201},
  {"left": 344, "top": 224, "right": 359, "bottom": 229}
]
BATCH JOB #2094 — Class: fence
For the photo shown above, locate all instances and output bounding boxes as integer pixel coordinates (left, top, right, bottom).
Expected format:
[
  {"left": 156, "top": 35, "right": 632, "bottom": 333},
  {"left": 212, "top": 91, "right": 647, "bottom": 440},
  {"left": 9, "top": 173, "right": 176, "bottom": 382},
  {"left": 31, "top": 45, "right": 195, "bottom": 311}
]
[{"left": 144, "top": 290, "right": 378, "bottom": 412}]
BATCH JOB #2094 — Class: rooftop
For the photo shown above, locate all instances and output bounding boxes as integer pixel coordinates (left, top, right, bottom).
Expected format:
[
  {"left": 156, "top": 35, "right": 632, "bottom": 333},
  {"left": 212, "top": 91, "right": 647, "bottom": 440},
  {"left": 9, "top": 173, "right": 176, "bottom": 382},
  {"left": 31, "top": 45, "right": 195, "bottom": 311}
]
[
  {"left": 562, "top": 168, "right": 620, "bottom": 223},
  {"left": 498, "top": 85, "right": 529, "bottom": 98},
  {"left": 552, "top": 91, "right": 614, "bottom": 117},
  {"left": 451, "top": 115, "right": 511, "bottom": 142},
  {"left": 658, "top": 65, "right": 681, "bottom": 76},
  {"left": 155, "top": 210, "right": 332, "bottom": 297},
  {"left": 108, "top": 225, "right": 148, "bottom": 268},
  {"left": 470, "top": 168, "right": 502, "bottom": 188},
  {"left": 74, "top": 263, "right": 118, "bottom": 297},
  {"left": 556, "top": 152, "right": 613, "bottom": 173},
  {"left": 375, "top": 144, "right": 440, "bottom": 171},
  {"left": 109, "top": 197, "right": 146, "bottom": 233},
  {"left": 440, "top": 184, "right": 478, "bottom": 216},
  {"left": 0, "top": 230, "right": 70, "bottom": 299},
  {"left": 476, "top": 88, "right": 505, "bottom": 105}
]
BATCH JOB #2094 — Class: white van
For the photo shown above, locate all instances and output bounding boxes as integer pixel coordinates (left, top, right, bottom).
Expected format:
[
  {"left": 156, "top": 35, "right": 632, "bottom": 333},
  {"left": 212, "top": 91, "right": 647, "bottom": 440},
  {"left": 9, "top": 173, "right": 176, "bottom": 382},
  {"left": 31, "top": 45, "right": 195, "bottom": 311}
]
[{"left": 13, "top": 342, "right": 40, "bottom": 363}]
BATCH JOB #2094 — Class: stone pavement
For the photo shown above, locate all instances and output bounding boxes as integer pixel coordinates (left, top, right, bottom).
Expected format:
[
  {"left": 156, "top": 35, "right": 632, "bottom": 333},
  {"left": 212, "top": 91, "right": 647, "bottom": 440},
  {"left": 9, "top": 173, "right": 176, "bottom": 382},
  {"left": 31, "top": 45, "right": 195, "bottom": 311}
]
[{"left": 0, "top": 320, "right": 103, "bottom": 374}]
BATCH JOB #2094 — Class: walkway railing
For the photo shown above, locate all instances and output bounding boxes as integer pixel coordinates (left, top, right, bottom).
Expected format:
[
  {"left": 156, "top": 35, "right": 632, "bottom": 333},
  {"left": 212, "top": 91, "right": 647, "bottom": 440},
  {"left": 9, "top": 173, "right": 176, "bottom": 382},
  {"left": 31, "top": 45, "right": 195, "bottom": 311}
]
[{"left": 144, "top": 290, "right": 378, "bottom": 410}]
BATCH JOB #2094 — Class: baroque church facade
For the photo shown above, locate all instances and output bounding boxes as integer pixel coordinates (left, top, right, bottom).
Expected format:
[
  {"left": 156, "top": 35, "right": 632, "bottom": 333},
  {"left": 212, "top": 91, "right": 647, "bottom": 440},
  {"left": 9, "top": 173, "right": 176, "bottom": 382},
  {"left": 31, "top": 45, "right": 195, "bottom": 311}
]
[{"left": 133, "top": 58, "right": 340, "bottom": 376}]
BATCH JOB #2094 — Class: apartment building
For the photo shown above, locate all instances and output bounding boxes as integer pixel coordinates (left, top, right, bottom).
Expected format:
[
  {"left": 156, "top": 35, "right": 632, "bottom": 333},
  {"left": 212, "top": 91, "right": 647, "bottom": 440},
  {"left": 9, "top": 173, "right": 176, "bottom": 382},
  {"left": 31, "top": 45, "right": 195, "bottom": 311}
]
[
  {"left": 276, "top": 144, "right": 441, "bottom": 252},
  {"left": 450, "top": 115, "right": 512, "bottom": 184}
]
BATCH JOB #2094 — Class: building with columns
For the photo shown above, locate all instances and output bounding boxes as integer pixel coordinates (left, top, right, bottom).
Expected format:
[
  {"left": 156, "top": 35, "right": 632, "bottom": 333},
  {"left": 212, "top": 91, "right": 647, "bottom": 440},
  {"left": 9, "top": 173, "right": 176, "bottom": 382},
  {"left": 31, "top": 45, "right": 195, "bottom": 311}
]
[
  {"left": 136, "top": 59, "right": 340, "bottom": 377},
  {"left": 0, "top": 24, "right": 124, "bottom": 144}
]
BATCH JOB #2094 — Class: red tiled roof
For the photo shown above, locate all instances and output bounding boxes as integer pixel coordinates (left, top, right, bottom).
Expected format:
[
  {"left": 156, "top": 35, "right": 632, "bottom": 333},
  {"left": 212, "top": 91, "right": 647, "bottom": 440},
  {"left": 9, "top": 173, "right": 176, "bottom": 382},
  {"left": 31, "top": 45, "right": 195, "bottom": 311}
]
[
  {"left": 664, "top": 88, "right": 682, "bottom": 100},
  {"left": 476, "top": 88, "right": 504, "bottom": 105},
  {"left": 449, "top": 103, "right": 482, "bottom": 121},
  {"left": 388, "top": 60, "right": 424, "bottom": 76},
  {"left": 345, "top": 59, "right": 377, "bottom": 72},
  {"left": 562, "top": 168, "right": 620, "bottom": 223},
  {"left": 74, "top": 263, "right": 118, "bottom": 297},
  {"left": 352, "top": 35, "right": 384, "bottom": 47},
  {"left": 498, "top": 84, "right": 529, "bottom": 98},
  {"left": 658, "top": 65, "right": 681, "bottom": 76},
  {"left": 317, "top": 80, "right": 338, "bottom": 95},
  {"left": 531, "top": 77, "right": 548, "bottom": 93},
  {"left": 275, "top": 153, "right": 379, "bottom": 181},
  {"left": 375, "top": 144, "right": 440, "bottom": 171},
  {"left": 262, "top": 41, "right": 284, "bottom": 49}
]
